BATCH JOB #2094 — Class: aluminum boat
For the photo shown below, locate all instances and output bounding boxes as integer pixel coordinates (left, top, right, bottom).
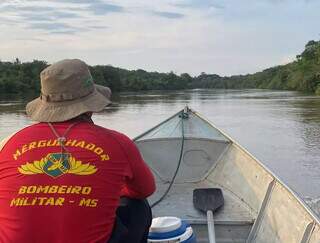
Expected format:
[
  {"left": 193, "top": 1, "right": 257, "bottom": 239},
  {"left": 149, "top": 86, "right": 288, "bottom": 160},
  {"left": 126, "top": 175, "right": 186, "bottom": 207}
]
[{"left": 134, "top": 107, "right": 320, "bottom": 243}]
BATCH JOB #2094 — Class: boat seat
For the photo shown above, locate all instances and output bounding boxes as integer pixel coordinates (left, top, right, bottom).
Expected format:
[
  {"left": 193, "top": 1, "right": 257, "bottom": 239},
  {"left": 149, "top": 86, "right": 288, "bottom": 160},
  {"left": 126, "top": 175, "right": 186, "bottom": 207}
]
[{"left": 149, "top": 179, "right": 255, "bottom": 226}]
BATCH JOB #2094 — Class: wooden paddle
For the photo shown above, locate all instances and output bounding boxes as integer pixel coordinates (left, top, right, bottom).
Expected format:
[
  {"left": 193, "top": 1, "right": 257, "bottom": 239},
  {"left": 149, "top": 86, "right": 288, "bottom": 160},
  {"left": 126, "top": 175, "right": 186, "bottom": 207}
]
[{"left": 193, "top": 188, "right": 224, "bottom": 243}]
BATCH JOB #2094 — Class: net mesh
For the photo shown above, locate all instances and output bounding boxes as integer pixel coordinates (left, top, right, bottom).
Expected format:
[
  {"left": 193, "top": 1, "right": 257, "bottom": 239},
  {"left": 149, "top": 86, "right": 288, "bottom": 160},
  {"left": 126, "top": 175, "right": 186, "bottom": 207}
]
[{"left": 136, "top": 110, "right": 229, "bottom": 141}]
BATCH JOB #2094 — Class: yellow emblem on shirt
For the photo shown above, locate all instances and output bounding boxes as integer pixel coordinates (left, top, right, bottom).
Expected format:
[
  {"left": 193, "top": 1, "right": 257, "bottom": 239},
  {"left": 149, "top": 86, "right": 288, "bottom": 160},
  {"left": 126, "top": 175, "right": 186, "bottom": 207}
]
[{"left": 18, "top": 153, "right": 97, "bottom": 178}]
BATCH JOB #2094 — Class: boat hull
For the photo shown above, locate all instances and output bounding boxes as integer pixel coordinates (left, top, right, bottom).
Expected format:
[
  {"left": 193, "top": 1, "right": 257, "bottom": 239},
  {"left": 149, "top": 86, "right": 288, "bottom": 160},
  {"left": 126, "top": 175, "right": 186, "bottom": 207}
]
[{"left": 134, "top": 108, "right": 320, "bottom": 242}]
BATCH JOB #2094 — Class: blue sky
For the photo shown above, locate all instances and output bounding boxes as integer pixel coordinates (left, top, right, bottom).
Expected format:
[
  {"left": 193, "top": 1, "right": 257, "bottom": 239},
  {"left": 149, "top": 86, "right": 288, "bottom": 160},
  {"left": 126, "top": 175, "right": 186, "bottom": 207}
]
[{"left": 0, "top": 0, "right": 319, "bottom": 76}]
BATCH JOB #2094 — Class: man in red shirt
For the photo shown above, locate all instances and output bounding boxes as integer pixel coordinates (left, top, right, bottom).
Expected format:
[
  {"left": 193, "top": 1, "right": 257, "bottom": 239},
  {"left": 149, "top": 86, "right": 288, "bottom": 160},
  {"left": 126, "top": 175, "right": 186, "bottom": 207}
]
[{"left": 0, "top": 59, "right": 156, "bottom": 243}]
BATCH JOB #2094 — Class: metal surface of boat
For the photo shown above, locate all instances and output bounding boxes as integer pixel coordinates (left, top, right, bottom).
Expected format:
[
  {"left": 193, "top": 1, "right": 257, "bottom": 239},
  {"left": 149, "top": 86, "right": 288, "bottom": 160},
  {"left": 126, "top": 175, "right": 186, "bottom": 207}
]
[{"left": 134, "top": 107, "right": 320, "bottom": 243}]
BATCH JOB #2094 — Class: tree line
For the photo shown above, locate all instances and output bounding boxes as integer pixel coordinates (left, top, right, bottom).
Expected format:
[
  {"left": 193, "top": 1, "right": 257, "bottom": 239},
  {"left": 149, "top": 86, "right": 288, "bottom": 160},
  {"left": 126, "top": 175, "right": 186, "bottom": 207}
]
[
  {"left": 194, "top": 40, "right": 320, "bottom": 95},
  {"left": 1, "top": 40, "right": 320, "bottom": 96}
]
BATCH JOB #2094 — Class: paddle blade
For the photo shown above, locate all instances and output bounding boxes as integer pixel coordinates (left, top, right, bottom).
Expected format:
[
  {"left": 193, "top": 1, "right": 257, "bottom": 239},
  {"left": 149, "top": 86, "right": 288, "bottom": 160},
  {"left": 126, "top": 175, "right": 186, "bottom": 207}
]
[{"left": 193, "top": 188, "right": 224, "bottom": 213}]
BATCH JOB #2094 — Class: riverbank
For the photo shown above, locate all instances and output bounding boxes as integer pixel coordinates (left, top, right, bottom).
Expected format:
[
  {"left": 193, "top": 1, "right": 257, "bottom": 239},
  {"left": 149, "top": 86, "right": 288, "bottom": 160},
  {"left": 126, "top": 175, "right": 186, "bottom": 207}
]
[{"left": 1, "top": 40, "right": 319, "bottom": 96}]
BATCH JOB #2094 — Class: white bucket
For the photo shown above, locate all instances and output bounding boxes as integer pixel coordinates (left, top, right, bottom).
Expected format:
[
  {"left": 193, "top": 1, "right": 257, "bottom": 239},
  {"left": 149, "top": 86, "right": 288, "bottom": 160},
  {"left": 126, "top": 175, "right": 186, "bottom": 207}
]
[{"left": 148, "top": 217, "right": 196, "bottom": 243}]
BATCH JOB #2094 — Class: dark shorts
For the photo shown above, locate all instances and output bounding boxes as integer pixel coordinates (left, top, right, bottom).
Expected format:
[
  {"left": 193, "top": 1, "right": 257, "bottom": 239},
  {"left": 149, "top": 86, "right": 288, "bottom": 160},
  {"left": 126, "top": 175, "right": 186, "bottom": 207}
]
[{"left": 108, "top": 198, "right": 152, "bottom": 243}]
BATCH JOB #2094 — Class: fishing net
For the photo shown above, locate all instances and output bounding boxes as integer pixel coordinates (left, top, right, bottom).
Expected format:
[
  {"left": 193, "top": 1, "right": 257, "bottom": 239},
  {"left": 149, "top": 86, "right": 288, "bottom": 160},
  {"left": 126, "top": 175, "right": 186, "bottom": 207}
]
[{"left": 135, "top": 110, "right": 229, "bottom": 142}]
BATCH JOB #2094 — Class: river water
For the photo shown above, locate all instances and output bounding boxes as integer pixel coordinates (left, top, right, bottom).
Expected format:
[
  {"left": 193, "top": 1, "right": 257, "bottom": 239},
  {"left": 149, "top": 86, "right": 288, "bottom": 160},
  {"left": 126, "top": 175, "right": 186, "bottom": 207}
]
[{"left": 1, "top": 89, "right": 320, "bottom": 214}]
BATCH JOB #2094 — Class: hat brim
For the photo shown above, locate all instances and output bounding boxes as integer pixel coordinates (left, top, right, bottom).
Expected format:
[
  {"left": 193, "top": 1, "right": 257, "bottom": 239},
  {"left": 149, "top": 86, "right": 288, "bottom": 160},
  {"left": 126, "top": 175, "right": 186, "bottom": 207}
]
[{"left": 26, "top": 85, "right": 111, "bottom": 122}]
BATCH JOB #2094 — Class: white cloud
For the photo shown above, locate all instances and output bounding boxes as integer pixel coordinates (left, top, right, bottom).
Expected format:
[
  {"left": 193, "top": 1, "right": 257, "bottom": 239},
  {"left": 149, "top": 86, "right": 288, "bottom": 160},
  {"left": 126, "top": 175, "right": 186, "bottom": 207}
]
[{"left": 0, "top": 0, "right": 319, "bottom": 75}]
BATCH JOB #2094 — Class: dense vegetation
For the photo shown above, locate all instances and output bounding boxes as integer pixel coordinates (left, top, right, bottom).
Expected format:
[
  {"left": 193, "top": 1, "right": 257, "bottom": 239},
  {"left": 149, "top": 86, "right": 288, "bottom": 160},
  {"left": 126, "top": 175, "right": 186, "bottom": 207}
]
[
  {"left": 194, "top": 40, "right": 320, "bottom": 95},
  {"left": 1, "top": 40, "right": 320, "bottom": 96}
]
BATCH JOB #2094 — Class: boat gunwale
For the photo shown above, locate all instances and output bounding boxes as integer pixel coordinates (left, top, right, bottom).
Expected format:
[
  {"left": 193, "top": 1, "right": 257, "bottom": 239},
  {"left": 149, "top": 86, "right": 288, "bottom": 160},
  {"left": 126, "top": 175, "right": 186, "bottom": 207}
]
[
  {"left": 133, "top": 110, "right": 183, "bottom": 141},
  {"left": 135, "top": 137, "right": 230, "bottom": 144}
]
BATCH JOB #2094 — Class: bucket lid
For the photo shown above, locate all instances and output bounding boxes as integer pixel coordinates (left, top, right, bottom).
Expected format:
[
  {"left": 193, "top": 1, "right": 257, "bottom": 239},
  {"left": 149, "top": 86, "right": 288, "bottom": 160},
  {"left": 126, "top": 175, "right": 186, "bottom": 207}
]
[{"left": 149, "top": 217, "right": 182, "bottom": 233}]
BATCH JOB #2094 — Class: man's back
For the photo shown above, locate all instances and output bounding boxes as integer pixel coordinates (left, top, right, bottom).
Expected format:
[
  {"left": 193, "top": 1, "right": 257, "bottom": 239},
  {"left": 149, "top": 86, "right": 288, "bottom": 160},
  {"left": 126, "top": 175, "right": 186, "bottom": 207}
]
[{"left": 0, "top": 121, "right": 155, "bottom": 243}]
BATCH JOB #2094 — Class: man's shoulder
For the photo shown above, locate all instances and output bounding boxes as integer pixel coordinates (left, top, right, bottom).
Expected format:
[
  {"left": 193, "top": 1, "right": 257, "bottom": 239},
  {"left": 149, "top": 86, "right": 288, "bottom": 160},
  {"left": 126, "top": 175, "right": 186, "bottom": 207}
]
[
  {"left": 0, "top": 123, "right": 40, "bottom": 151},
  {"left": 6, "top": 123, "right": 42, "bottom": 138},
  {"left": 92, "top": 124, "right": 133, "bottom": 145}
]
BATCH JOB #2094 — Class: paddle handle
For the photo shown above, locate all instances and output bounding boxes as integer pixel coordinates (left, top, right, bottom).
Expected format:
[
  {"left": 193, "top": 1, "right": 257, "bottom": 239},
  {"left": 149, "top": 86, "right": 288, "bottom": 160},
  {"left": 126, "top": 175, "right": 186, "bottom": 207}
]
[{"left": 207, "top": 210, "right": 216, "bottom": 243}]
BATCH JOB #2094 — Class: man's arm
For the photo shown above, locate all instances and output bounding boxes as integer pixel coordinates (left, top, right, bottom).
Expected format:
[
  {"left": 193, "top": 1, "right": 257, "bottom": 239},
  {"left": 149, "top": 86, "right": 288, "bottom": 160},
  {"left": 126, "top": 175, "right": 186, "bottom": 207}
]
[{"left": 115, "top": 133, "right": 156, "bottom": 199}]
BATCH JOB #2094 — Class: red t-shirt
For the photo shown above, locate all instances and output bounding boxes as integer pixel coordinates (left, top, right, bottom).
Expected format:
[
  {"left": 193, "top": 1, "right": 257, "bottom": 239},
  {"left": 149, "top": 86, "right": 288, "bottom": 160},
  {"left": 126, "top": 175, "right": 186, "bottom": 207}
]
[{"left": 0, "top": 121, "right": 155, "bottom": 243}]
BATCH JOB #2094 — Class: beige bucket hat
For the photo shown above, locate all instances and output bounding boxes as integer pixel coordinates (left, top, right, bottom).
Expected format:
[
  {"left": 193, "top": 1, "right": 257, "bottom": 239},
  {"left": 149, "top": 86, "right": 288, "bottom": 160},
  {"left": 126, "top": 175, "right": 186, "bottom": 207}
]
[{"left": 26, "top": 59, "right": 111, "bottom": 122}]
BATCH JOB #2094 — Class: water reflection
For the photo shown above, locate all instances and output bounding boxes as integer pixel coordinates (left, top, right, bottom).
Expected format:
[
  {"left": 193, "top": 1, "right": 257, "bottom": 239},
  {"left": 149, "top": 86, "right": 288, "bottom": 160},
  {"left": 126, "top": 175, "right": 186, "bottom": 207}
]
[{"left": 0, "top": 101, "right": 25, "bottom": 114}]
